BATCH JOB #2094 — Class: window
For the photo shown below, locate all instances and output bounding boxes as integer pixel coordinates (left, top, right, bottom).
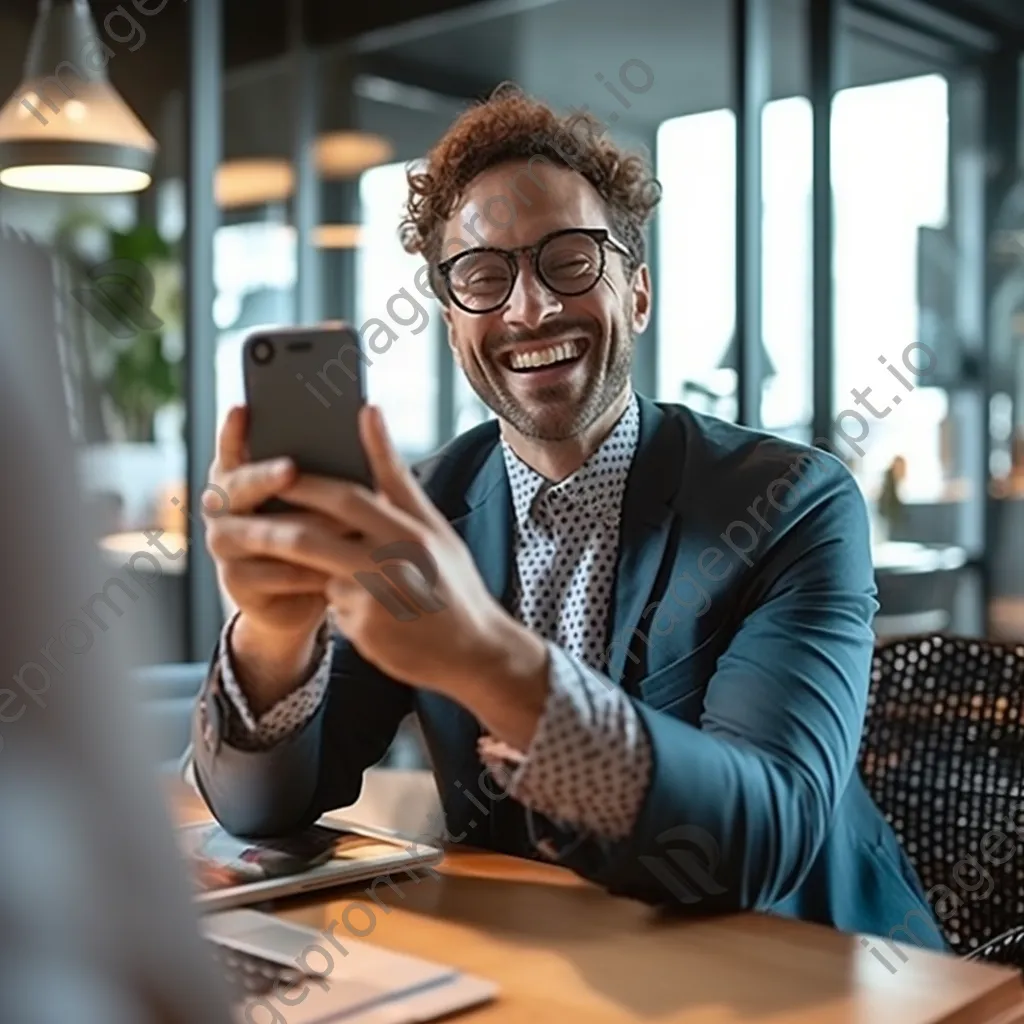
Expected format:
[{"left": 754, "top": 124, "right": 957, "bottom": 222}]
[
  {"left": 356, "top": 161, "right": 440, "bottom": 458},
  {"left": 657, "top": 72, "right": 951, "bottom": 496},
  {"left": 832, "top": 73, "right": 950, "bottom": 498},
  {"left": 655, "top": 110, "right": 737, "bottom": 419},
  {"left": 655, "top": 98, "right": 815, "bottom": 435},
  {"left": 213, "top": 219, "right": 296, "bottom": 435}
]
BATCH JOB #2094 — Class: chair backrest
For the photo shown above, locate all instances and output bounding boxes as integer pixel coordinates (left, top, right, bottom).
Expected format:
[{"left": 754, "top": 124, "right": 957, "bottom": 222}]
[{"left": 859, "top": 634, "right": 1024, "bottom": 956}]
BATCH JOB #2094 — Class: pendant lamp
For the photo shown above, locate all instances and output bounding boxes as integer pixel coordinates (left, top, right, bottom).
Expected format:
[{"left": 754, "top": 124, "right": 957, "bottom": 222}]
[{"left": 0, "top": 0, "right": 156, "bottom": 194}]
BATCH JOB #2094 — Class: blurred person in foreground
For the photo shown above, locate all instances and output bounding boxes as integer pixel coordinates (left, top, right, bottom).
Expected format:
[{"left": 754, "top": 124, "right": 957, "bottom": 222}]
[
  {"left": 0, "top": 298, "right": 230, "bottom": 1022},
  {"left": 192, "top": 84, "right": 946, "bottom": 952}
]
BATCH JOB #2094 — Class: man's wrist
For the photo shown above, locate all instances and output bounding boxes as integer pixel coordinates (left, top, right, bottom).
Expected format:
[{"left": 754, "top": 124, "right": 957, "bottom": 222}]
[
  {"left": 457, "top": 613, "right": 550, "bottom": 751},
  {"left": 229, "top": 614, "right": 326, "bottom": 718}
]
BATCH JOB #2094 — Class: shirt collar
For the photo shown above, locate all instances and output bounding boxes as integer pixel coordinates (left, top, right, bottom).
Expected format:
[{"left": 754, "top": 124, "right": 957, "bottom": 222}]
[{"left": 501, "top": 391, "right": 640, "bottom": 530}]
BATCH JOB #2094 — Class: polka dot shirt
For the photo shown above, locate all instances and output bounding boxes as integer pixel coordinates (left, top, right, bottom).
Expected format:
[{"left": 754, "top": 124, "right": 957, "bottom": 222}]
[
  {"left": 218, "top": 614, "right": 333, "bottom": 746},
  {"left": 478, "top": 391, "right": 652, "bottom": 841},
  {"left": 218, "top": 392, "right": 653, "bottom": 842}
]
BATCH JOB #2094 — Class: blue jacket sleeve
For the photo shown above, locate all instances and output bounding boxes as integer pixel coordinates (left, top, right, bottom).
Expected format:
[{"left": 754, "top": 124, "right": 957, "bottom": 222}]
[
  {"left": 192, "top": 638, "right": 413, "bottom": 838},
  {"left": 582, "top": 463, "right": 878, "bottom": 910}
]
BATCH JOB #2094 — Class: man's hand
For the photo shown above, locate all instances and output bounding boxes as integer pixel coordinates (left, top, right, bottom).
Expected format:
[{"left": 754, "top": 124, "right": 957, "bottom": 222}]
[
  {"left": 267, "top": 405, "right": 550, "bottom": 748},
  {"left": 203, "top": 406, "right": 333, "bottom": 713}
]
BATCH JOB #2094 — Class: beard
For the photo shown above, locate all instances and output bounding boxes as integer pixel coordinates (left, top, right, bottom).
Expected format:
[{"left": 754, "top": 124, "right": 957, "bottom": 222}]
[{"left": 455, "top": 308, "right": 635, "bottom": 442}]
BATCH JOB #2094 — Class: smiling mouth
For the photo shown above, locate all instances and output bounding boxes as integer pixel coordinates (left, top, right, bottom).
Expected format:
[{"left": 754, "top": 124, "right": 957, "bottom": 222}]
[{"left": 502, "top": 338, "right": 588, "bottom": 373}]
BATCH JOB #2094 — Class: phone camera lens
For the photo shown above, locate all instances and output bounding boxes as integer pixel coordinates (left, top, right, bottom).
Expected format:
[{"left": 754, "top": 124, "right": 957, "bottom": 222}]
[{"left": 252, "top": 338, "right": 274, "bottom": 365}]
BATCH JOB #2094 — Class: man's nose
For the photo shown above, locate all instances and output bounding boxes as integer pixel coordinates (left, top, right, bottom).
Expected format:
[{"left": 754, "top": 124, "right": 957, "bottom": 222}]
[{"left": 503, "top": 264, "right": 564, "bottom": 329}]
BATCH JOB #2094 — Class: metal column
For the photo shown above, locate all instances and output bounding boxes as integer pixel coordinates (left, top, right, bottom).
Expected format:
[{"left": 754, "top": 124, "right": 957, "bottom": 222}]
[
  {"left": 185, "top": 0, "right": 223, "bottom": 662},
  {"left": 810, "top": 0, "right": 843, "bottom": 446},
  {"left": 292, "top": 0, "right": 321, "bottom": 325},
  {"left": 319, "top": 56, "right": 359, "bottom": 324},
  {"left": 982, "top": 48, "right": 1022, "bottom": 630},
  {"left": 733, "top": 0, "right": 770, "bottom": 429}
]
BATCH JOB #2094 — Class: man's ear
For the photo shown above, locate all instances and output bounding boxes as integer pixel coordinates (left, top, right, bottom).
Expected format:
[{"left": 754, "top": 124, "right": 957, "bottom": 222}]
[{"left": 631, "top": 264, "right": 652, "bottom": 333}]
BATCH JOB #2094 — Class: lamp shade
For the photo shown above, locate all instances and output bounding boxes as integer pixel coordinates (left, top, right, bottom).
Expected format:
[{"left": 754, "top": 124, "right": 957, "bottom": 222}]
[
  {"left": 0, "top": 0, "right": 156, "bottom": 194},
  {"left": 215, "top": 159, "right": 294, "bottom": 209},
  {"left": 315, "top": 131, "right": 393, "bottom": 178},
  {"left": 314, "top": 223, "right": 362, "bottom": 249}
]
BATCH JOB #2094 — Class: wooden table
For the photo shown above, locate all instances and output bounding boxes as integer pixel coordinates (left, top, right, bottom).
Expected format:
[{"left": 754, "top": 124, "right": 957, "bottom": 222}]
[{"left": 176, "top": 784, "right": 1024, "bottom": 1024}]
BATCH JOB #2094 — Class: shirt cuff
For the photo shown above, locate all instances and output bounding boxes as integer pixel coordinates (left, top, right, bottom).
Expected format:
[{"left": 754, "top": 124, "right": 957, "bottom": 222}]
[
  {"left": 478, "top": 642, "right": 652, "bottom": 841},
  {"left": 218, "top": 611, "right": 333, "bottom": 750}
]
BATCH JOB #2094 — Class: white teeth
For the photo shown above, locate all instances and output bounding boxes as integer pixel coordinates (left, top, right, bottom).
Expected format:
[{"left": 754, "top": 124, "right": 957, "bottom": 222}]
[{"left": 508, "top": 339, "right": 581, "bottom": 371}]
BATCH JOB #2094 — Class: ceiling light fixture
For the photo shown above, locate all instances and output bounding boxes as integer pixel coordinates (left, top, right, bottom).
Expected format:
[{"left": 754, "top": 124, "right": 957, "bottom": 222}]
[
  {"left": 0, "top": 0, "right": 156, "bottom": 194},
  {"left": 215, "top": 158, "right": 294, "bottom": 209},
  {"left": 315, "top": 131, "right": 393, "bottom": 178},
  {"left": 314, "top": 223, "right": 362, "bottom": 249}
]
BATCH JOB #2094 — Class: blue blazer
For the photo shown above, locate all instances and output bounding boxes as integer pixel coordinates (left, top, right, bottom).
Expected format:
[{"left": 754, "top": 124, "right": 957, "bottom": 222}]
[{"left": 193, "top": 395, "right": 947, "bottom": 952}]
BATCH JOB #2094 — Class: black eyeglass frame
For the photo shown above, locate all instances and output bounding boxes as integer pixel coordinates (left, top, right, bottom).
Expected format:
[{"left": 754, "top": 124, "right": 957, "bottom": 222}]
[{"left": 433, "top": 226, "right": 634, "bottom": 314}]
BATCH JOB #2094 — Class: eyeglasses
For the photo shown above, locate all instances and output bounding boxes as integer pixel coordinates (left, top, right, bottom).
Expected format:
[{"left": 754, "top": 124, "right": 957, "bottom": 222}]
[{"left": 434, "top": 227, "right": 633, "bottom": 315}]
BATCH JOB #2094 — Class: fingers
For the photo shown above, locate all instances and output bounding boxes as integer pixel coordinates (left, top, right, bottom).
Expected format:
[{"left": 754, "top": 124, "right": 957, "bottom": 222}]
[
  {"left": 215, "top": 405, "right": 249, "bottom": 473},
  {"left": 359, "top": 405, "right": 440, "bottom": 524},
  {"left": 279, "top": 475, "right": 422, "bottom": 543},
  {"left": 208, "top": 510, "right": 369, "bottom": 578},
  {"left": 216, "top": 460, "right": 297, "bottom": 515},
  {"left": 205, "top": 405, "right": 297, "bottom": 515},
  {"left": 324, "top": 576, "right": 362, "bottom": 607},
  {"left": 207, "top": 511, "right": 319, "bottom": 561},
  {"left": 220, "top": 557, "right": 329, "bottom": 595}
]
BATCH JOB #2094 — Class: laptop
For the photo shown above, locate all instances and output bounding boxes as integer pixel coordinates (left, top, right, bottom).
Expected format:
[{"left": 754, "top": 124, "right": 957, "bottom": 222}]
[
  {"left": 179, "top": 812, "right": 443, "bottom": 912},
  {"left": 204, "top": 909, "right": 496, "bottom": 1023}
]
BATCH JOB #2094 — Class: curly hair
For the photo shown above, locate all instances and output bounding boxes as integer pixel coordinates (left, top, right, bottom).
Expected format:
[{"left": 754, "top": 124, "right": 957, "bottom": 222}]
[{"left": 399, "top": 83, "right": 661, "bottom": 278}]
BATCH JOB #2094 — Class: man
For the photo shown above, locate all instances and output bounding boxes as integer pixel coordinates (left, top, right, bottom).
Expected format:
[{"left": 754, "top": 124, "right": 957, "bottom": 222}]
[{"left": 192, "top": 86, "right": 945, "bottom": 950}]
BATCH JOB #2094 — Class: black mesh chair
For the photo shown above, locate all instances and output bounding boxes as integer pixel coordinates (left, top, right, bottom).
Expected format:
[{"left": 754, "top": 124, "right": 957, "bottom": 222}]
[{"left": 859, "top": 634, "right": 1024, "bottom": 970}]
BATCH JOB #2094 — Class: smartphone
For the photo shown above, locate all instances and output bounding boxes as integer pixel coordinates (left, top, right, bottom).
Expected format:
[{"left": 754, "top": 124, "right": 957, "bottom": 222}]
[
  {"left": 187, "top": 823, "right": 342, "bottom": 887},
  {"left": 242, "top": 324, "right": 373, "bottom": 510},
  {"left": 228, "top": 825, "right": 341, "bottom": 878}
]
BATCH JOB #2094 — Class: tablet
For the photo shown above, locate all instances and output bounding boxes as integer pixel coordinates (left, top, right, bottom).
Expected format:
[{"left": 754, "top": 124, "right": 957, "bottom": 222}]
[{"left": 178, "top": 814, "right": 443, "bottom": 912}]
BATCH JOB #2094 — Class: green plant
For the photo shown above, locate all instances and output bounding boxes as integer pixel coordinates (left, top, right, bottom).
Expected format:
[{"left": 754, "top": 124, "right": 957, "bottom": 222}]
[{"left": 56, "top": 214, "right": 183, "bottom": 443}]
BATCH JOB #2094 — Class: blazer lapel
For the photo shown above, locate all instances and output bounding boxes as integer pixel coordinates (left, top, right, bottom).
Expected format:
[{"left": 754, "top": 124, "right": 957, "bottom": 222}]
[
  {"left": 449, "top": 441, "right": 514, "bottom": 609},
  {"left": 442, "top": 399, "right": 683, "bottom": 685},
  {"left": 442, "top": 437, "right": 520, "bottom": 852},
  {"left": 605, "top": 395, "right": 682, "bottom": 686}
]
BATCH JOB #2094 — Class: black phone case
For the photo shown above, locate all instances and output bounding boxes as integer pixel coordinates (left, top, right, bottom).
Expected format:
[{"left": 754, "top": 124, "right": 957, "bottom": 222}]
[{"left": 242, "top": 325, "right": 374, "bottom": 511}]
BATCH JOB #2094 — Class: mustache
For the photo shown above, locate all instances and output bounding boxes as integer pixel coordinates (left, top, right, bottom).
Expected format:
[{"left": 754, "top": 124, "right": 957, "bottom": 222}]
[{"left": 485, "top": 317, "right": 598, "bottom": 354}]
